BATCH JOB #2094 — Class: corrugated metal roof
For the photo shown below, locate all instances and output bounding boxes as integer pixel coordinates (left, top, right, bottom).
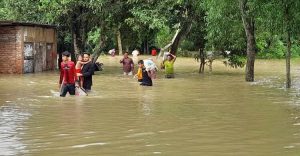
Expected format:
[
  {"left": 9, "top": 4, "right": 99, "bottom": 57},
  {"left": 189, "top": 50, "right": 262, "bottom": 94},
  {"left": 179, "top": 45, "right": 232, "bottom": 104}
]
[{"left": 0, "top": 21, "right": 56, "bottom": 28}]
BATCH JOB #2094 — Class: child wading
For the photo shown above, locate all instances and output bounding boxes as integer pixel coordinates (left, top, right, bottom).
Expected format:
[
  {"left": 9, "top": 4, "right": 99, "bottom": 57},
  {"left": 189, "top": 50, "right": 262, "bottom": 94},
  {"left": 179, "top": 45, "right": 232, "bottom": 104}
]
[
  {"left": 59, "top": 51, "right": 77, "bottom": 97},
  {"left": 138, "top": 60, "right": 152, "bottom": 86},
  {"left": 135, "top": 66, "right": 143, "bottom": 82}
]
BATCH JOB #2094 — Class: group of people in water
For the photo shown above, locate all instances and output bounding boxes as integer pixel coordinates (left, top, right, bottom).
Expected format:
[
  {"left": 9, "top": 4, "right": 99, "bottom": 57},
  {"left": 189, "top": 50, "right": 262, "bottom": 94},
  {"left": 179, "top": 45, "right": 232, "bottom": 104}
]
[
  {"left": 119, "top": 51, "right": 177, "bottom": 86},
  {"left": 59, "top": 50, "right": 176, "bottom": 97},
  {"left": 59, "top": 51, "right": 94, "bottom": 97}
]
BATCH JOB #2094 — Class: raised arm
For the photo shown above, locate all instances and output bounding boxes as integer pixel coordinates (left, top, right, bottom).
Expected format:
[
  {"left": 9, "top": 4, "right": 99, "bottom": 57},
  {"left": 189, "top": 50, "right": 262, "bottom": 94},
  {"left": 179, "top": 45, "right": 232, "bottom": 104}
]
[
  {"left": 75, "top": 61, "right": 82, "bottom": 69},
  {"left": 170, "top": 53, "right": 176, "bottom": 62},
  {"left": 120, "top": 58, "right": 124, "bottom": 64}
]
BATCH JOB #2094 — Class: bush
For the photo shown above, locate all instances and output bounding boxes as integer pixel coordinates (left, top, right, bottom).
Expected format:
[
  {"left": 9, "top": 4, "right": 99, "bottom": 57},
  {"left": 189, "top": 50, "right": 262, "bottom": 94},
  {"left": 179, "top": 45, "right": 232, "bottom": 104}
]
[{"left": 223, "top": 54, "right": 246, "bottom": 68}]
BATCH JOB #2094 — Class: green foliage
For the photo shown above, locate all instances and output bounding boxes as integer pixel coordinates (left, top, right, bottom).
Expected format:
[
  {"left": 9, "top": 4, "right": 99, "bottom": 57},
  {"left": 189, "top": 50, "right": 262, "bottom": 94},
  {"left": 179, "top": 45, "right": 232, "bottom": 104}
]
[
  {"left": 156, "top": 26, "right": 173, "bottom": 48},
  {"left": 255, "top": 0, "right": 300, "bottom": 59},
  {"left": 256, "top": 34, "right": 285, "bottom": 59},
  {"left": 224, "top": 55, "right": 246, "bottom": 68},
  {"left": 87, "top": 28, "right": 101, "bottom": 51},
  {"left": 204, "top": 0, "right": 246, "bottom": 53},
  {"left": 1, "top": 0, "right": 300, "bottom": 67},
  {"left": 0, "top": 1, "right": 10, "bottom": 20},
  {"left": 179, "top": 40, "right": 195, "bottom": 51}
]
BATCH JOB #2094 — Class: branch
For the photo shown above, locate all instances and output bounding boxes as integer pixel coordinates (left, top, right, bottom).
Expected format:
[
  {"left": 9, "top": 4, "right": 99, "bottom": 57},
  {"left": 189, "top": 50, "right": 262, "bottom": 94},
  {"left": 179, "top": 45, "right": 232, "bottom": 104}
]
[{"left": 157, "top": 28, "right": 181, "bottom": 59}]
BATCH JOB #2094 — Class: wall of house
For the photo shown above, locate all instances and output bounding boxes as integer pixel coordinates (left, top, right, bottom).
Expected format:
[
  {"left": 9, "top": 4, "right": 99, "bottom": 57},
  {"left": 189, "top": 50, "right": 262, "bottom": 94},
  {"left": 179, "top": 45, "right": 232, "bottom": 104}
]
[
  {"left": 0, "top": 25, "right": 57, "bottom": 74},
  {"left": 22, "top": 26, "right": 57, "bottom": 73},
  {"left": 0, "top": 26, "right": 23, "bottom": 74}
]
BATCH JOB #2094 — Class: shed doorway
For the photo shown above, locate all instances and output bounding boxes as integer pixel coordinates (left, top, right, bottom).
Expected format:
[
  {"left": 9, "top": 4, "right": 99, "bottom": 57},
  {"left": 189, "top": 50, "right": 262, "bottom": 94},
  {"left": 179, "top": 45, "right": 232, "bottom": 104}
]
[{"left": 23, "top": 42, "right": 34, "bottom": 73}]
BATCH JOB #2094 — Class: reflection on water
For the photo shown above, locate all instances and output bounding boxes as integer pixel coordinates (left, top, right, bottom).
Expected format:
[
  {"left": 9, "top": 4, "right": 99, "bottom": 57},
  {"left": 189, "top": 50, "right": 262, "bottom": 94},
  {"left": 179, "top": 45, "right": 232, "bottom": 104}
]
[
  {"left": 1, "top": 57, "right": 300, "bottom": 155},
  {"left": 0, "top": 101, "right": 31, "bottom": 156}
]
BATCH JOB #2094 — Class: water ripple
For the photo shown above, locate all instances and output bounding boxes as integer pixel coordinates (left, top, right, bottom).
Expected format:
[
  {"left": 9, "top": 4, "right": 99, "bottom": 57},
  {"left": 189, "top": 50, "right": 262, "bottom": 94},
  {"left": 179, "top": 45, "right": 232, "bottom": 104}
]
[
  {"left": 71, "top": 142, "right": 108, "bottom": 148},
  {"left": 0, "top": 104, "right": 31, "bottom": 156}
]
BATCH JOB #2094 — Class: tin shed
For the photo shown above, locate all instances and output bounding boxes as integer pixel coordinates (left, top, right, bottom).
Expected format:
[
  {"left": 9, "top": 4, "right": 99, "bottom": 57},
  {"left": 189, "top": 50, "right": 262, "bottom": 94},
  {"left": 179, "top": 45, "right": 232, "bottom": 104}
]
[{"left": 0, "top": 21, "right": 57, "bottom": 74}]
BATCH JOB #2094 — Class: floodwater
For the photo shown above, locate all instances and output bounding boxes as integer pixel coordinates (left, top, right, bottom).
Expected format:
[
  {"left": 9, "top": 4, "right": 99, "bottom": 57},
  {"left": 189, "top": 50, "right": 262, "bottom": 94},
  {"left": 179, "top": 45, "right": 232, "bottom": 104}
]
[{"left": 1, "top": 56, "right": 300, "bottom": 156}]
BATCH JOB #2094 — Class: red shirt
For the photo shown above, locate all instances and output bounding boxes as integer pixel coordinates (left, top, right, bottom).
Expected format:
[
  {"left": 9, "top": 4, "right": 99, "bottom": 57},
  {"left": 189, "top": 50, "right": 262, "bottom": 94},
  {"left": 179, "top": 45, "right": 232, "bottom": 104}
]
[{"left": 59, "top": 61, "right": 77, "bottom": 84}]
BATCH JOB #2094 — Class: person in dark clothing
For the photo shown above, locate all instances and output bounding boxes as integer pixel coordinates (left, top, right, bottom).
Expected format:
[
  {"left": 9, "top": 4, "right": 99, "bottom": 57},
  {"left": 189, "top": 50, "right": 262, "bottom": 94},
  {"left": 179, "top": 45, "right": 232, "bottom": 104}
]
[
  {"left": 59, "top": 51, "right": 77, "bottom": 97},
  {"left": 138, "top": 60, "right": 152, "bottom": 86},
  {"left": 77, "top": 53, "right": 94, "bottom": 91}
]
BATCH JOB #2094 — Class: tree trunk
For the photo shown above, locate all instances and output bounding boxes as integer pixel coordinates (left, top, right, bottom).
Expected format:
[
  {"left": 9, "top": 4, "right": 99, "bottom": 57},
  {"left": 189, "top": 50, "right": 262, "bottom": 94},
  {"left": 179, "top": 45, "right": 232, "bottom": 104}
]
[
  {"left": 286, "top": 31, "right": 291, "bottom": 88},
  {"left": 284, "top": 3, "right": 291, "bottom": 88},
  {"left": 92, "top": 34, "right": 107, "bottom": 64},
  {"left": 117, "top": 30, "right": 123, "bottom": 55},
  {"left": 91, "top": 20, "right": 107, "bottom": 64},
  {"left": 170, "top": 22, "right": 192, "bottom": 54},
  {"left": 144, "top": 41, "right": 147, "bottom": 55},
  {"left": 199, "top": 48, "right": 205, "bottom": 73},
  {"left": 157, "top": 24, "right": 191, "bottom": 59},
  {"left": 73, "top": 32, "right": 80, "bottom": 55},
  {"left": 244, "top": 32, "right": 256, "bottom": 82},
  {"left": 239, "top": 0, "right": 256, "bottom": 82},
  {"left": 81, "top": 21, "right": 87, "bottom": 53},
  {"left": 156, "top": 29, "right": 179, "bottom": 58},
  {"left": 145, "top": 39, "right": 149, "bottom": 54},
  {"left": 71, "top": 12, "right": 87, "bottom": 55}
]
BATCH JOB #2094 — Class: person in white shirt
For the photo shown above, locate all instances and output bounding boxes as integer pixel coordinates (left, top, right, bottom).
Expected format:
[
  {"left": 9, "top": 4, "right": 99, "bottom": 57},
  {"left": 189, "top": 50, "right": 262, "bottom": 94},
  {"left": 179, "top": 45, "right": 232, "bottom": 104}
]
[
  {"left": 108, "top": 49, "right": 116, "bottom": 57},
  {"left": 132, "top": 49, "right": 139, "bottom": 64}
]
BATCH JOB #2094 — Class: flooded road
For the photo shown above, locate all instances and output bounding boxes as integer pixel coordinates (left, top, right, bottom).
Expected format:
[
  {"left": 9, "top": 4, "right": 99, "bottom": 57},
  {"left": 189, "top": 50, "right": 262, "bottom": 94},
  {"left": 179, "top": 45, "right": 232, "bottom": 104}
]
[{"left": 1, "top": 56, "right": 300, "bottom": 156}]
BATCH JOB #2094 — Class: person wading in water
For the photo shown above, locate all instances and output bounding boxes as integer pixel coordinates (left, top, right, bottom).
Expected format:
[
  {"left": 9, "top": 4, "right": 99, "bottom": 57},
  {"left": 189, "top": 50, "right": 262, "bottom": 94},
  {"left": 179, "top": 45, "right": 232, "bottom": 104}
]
[
  {"left": 162, "top": 53, "right": 176, "bottom": 78},
  {"left": 138, "top": 60, "right": 153, "bottom": 86},
  {"left": 76, "top": 52, "right": 94, "bottom": 92},
  {"left": 120, "top": 52, "right": 134, "bottom": 76},
  {"left": 59, "top": 51, "right": 77, "bottom": 97}
]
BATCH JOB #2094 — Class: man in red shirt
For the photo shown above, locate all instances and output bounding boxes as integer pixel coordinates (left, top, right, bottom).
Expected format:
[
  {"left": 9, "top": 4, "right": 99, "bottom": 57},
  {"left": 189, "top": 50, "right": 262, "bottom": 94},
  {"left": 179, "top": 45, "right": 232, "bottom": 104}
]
[{"left": 59, "top": 51, "right": 77, "bottom": 97}]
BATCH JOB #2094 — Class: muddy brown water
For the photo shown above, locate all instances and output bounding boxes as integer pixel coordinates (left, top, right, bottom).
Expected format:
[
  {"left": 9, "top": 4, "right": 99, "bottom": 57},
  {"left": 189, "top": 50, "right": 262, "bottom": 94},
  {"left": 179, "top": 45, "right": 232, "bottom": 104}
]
[{"left": 1, "top": 56, "right": 300, "bottom": 156}]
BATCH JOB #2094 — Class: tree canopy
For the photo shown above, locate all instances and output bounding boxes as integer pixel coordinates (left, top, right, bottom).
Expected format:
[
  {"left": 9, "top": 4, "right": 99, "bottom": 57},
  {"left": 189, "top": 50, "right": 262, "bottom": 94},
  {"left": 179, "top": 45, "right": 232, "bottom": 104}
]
[{"left": 1, "top": 0, "right": 300, "bottom": 84}]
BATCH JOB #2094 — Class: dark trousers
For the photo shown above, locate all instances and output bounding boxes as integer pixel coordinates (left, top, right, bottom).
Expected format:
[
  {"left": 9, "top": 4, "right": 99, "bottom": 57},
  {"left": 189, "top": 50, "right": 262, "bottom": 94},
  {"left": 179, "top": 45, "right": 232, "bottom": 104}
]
[
  {"left": 140, "top": 82, "right": 152, "bottom": 86},
  {"left": 60, "top": 83, "right": 75, "bottom": 97},
  {"left": 165, "top": 74, "right": 175, "bottom": 78}
]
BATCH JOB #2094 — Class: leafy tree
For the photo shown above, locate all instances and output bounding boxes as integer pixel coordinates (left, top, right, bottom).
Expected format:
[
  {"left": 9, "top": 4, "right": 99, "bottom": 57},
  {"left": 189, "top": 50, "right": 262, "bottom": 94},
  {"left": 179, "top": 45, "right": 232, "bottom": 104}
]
[
  {"left": 258, "top": 0, "right": 300, "bottom": 88},
  {"left": 127, "top": 0, "right": 203, "bottom": 55},
  {"left": 204, "top": 0, "right": 267, "bottom": 81},
  {"left": 204, "top": 0, "right": 246, "bottom": 67}
]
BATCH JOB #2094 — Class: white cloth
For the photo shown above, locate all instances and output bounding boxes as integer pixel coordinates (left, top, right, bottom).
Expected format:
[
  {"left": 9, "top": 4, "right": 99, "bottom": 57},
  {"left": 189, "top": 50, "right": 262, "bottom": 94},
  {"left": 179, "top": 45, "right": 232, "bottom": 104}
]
[
  {"left": 124, "top": 71, "right": 133, "bottom": 76},
  {"left": 108, "top": 49, "right": 115, "bottom": 54},
  {"left": 144, "top": 59, "right": 157, "bottom": 71},
  {"left": 162, "top": 52, "right": 170, "bottom": 61},
  {"left": 132, "top": 50, "right": 139, "bottom": 57},
  {"left": 75, "top": 87, "right": 88, "bottom": 96}
]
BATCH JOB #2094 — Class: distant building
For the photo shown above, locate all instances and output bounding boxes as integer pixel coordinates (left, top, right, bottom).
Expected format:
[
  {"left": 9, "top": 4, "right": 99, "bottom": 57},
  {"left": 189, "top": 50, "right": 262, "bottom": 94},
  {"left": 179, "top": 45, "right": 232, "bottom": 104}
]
[{"left": 0, "top": 21, "right": 57, "bottom": 74}]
